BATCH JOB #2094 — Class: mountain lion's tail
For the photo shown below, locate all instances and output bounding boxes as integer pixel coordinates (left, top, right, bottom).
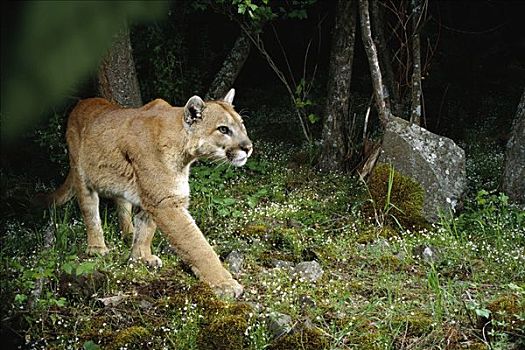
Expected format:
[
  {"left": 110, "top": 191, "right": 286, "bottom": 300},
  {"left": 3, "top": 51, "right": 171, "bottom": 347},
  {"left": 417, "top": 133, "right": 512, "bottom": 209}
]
[{"left": 35, "top": 172, "right": 75, "bottom": 207}]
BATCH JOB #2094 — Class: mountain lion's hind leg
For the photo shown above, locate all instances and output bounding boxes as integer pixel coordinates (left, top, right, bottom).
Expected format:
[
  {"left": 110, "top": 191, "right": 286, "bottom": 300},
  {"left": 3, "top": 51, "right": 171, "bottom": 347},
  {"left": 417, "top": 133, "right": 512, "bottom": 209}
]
[
  {"left": 115, "top": 198, "right": 134, "bottom": 238},
  {"left": 77, "top": 187, "right": 109, "bottom": 255},
  {"left": 130, "top": 210, "right": 162, "bottom": 267}
]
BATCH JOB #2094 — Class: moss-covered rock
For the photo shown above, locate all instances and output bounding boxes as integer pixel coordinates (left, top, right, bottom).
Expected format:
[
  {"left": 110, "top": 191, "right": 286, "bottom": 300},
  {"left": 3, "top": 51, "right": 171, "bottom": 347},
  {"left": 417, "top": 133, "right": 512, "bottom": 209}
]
[
  {"left": 198, "top": 314, "right": 248, "bottom": 350},
  {"left": 268, "top": 324, "right": 328, "bottom": 350},
  {"left": 486, "top": 293, "right": 525, "bottom": 336},
  {"left": 392, "top": 312, "right": 434, "bottom": 337},
  {"left": 109, "top": 326, "right": 151, "bottom": 350},
  {"left": 357, "top": 226, "right": 399, "bottom": 244},
  {"left": 365, "top": 163, "right": 427, "bottom": 229},
  {"left": 239, "top": 223, "right": 269, "bottom": 238}
]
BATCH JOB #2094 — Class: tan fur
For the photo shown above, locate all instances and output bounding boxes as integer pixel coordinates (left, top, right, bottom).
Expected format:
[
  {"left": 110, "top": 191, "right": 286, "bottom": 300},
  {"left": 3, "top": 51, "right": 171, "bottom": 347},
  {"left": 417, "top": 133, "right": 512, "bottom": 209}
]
[{"left": 43, "top": 89, "right": 252, "bottom": 298}]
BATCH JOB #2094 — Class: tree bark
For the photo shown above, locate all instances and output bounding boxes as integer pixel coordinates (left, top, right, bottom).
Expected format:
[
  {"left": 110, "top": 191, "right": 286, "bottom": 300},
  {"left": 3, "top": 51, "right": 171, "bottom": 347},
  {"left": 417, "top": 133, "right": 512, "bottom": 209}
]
[
  {"left": 370, "top": 0, "right": 398, "bottom": 114},
  {"left": 318, "top": 0, "right": 357, "bottom": 172},
  {"left": 359, "top": 0, "right": 391, "bottom": 126},
  {"left": 502, "top": 89, "right": 525, "bottom": 205},
  {"left": 409, "top": 0, "right": 422, "bottom": 125},
  {"left": 97, "top": 24, "right": 142, "bottom": 237},
  {"left": 98, "top": 24, "right": 142, "bottom": 108},
  {"left": 205, "top": 31, "right": 251, "bottom": 100}
]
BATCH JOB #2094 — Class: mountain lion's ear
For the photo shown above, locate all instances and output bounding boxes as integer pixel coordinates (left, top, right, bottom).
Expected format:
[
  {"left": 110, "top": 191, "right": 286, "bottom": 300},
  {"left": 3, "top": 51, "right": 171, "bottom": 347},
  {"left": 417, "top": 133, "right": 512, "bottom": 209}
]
[
  {"left": 184, "top": 95, "right": 205, "bottom": 126},
  {"left": 222, "top": 88, "right": 235, "bottom": 105}
]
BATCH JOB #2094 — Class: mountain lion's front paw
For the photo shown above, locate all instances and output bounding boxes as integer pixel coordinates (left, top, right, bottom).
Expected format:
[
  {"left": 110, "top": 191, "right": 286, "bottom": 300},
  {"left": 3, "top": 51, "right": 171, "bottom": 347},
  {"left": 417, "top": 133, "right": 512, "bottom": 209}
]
[
  {"left": 86, "top": 245, "right": 109, "bottom": 256},
  {"left": 143, "top": 255, "right": 163, "bottom": 268},
  {"left": 129, "top": 254, "right": 163, "bottom": 268},
  {"left": 212, "top": 279, "right": 244, "bottom": 299}
]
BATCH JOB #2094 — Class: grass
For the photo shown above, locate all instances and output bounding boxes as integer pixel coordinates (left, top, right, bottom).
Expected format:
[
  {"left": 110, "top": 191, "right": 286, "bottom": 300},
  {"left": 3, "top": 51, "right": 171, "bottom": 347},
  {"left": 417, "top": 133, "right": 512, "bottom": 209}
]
[{"left": 1, "top": 140, "right": 524, "bottom": 350}]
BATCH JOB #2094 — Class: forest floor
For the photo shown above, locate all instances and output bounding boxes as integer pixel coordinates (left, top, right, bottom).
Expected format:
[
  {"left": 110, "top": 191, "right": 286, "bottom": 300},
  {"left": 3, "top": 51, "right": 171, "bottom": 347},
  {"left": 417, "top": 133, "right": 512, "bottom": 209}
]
[{"left": 1, "top": 119, "right": 524, "bottom": 349}]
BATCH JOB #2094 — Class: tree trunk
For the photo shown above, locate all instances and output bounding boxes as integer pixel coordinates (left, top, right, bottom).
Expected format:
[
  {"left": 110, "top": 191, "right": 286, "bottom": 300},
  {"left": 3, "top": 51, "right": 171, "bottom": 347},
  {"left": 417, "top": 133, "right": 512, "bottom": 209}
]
[
  {"left": 205, "top": 31, "right": 251, "bottom": 100},
  {"left": 359, "top": 0, "right": 391, "bottom": 126},
  {"left": 370, "top": 0, "right": 398, "bottom": 114},
  {"left": 409, "top": 0, "right": 422, "bottom": 125},
  {"left": 318, "top": 0, "right": 357, "bottom": 172},
  {"left": 502, "top": 89, "right": 525, "bottom": 205},
  {"left": 98, "top": 24, "right": 142, "bottom": 108},
  {"left": 97, "top": 24, "right": 142, "bottom": 237}
]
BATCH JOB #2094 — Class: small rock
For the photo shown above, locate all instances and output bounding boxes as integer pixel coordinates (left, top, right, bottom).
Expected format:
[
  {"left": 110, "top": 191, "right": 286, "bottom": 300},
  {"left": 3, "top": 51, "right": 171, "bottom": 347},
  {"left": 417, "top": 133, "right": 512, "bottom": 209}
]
[
  {"left": 96, "top": 293, "right": 128, "bottom": 307},
  {"left": 272, "top": 259, "right": 295, "bottom": 269},
  {"left": 413, "top": 245, "right": 439, "bottom": 264},
  {"left": 138, "top": 299, "right": 153, "bottom": 310},
  {"left": 422, "top": 247, "right": 434, "bottom": 261},
  {"left": 395, "top": 250, "right": 407, "bottom": 261},
  {"left": 374, "top": 239, "right": 391, "bottom": 250},
  {"left": 301, "top": 317, "right": 317, "bottom": 331},
  {"left": 294, "top": 261, "right": 324, "bottom": 282},
  {"left": 286, "top": 219, "right": 302, "bottom": 228},
  {"left": 299, "top": 294, "right": 316, "bottom": 312},
  {"left": 243, "top": 301, "right": 262, "bottom": 314},
  {"left": 266, "top": 312, "right": 293, "bottom": 338},
  {"left": 225, "top": 250, "right": 244, "bottom": 274}
]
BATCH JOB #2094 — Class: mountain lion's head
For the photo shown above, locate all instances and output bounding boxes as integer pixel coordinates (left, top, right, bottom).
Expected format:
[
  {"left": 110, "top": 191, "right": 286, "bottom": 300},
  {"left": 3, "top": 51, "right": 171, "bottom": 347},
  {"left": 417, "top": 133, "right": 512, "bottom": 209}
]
[{"left": 184, "top": 89, "right": 253, "bottom": 166}]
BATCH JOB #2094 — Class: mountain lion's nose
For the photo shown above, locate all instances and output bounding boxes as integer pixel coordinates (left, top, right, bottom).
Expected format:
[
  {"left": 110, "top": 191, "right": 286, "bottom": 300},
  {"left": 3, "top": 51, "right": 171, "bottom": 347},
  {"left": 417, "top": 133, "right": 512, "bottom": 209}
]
[{"left": 239, "top": 140, "right": 253, "bottom": 154}]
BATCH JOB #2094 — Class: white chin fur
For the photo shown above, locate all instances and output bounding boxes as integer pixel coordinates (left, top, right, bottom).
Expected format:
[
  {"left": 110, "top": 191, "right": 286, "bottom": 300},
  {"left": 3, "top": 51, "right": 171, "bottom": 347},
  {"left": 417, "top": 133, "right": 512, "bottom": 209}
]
[{"left": 231, "top": 156, "right": 247, "bottom": 167}]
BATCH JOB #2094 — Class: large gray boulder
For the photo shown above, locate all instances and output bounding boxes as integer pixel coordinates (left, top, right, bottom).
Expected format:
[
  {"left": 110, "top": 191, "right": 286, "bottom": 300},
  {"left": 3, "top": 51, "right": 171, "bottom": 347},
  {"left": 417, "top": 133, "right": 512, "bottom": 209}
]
[{"left": 379, "top": 116, "right": 466, "bottom": 221}]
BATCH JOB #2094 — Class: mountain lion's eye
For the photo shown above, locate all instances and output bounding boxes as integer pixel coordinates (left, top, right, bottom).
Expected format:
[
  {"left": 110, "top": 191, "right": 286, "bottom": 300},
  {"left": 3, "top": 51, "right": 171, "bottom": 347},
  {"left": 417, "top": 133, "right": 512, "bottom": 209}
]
[{"left": 218, "top": 126, "right": 230, "bottom": 135}]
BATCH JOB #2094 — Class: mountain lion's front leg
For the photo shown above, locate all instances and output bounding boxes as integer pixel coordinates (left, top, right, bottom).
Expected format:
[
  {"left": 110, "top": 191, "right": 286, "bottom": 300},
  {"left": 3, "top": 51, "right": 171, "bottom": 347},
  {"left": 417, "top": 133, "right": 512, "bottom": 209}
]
[{"left": 152, "top": 204, "right": 243, "bottom": 298}]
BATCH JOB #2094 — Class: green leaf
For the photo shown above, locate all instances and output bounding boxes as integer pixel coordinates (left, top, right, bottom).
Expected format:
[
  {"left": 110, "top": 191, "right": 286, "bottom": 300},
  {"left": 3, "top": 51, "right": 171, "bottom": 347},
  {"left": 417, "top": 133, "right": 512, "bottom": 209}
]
[
  {"left": 508, "top": 283, "right": 523, "bottom": 292},
  {"left": 307, "top": 113, "right": 319, "bottom": 124},
  {"left": 76, "top": 261, "right": 96, "bottom": 276},
  {"left": 14, "top": 293, "right": 27, "bottom": 304},
  {"left": 83, "top": 340, "right": 101, "bottom": 350},
  {"left": 222, "top": 198, "right": 237, "bottom": 206},
  {"left": 475, "top": 308, "right": 491, "bottom": 319},
  {"left": 54, "top": 297, "right": 67, "bottom": 307},
  {"left": 62, "top": 262, "right": 74, "bottom": 275}
]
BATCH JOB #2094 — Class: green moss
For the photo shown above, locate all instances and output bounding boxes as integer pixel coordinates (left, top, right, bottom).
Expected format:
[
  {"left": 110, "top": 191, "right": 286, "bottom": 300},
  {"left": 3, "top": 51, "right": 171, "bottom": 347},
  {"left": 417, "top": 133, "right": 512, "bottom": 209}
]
[
  {"left": 466, "top": 342, "right": 490, "bottom": 350},
  {"left": 365, "top": 163, "right": 426, "bottom": 229},
  {"left": 258, "top": 250, "right": 296, "bottom": 267},
  {"left": 487, "top": 293, "right": 525, "bottom": 335},
  {"left": 357, "top": 226, "right": 398, "bottom": 244},
  {"left": 172, "top": 283, "right": 254, "bottom": 350},
  {"left": 109, "top": 326, "right": 150, "bottom": 350},
  {"left": 353, "top": 324, "right": 387, "bottom": 350},
  {"left": 198, "top": 314, "right": 248, "bottom": 350},
  {"left": 393, "top": 312, "right": 433, "bottom": 337},
  {"left": 268, "top": 325, "right": 328, "bottom": 350},
  {"left": 380, "top": 255, "right": 402, "bottom": 271},
  {"left": 240, "top": 223, "right": 269, "bottom": 238}
]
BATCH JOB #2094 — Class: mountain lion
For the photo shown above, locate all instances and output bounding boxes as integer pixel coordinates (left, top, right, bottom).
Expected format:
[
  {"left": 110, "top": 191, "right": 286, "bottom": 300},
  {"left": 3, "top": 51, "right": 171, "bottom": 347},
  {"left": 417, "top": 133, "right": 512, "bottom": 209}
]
[{"left": 42, "top": 89, "right": 251, "bottom": 298}]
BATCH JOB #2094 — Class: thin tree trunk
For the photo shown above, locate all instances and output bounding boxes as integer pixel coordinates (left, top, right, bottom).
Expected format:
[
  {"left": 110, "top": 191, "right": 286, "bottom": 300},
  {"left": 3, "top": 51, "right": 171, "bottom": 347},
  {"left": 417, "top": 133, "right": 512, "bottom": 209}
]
[
  {"left": 97, "top": 24, "right": 142, "bottom": 237},
  {"left": 359, "top": 0, "right": 391, "bottom": 126},
  {"left": 318, "top": 0, "right": 357, "bottom": 172},
  {"left": 502, "top": 89, "right": 525, "bottom": 205},
  {"left": 205, "top": 31, "right": 251, "bottom": 100},
  {"left": 410, "top": 0, "right": 422, "bottom": 125},
  {"left": 98, "top": 24, "right": 142, "bottom": 108},
  {"left": 371, "top": 0, "right": 397, "bottom": 114}
]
